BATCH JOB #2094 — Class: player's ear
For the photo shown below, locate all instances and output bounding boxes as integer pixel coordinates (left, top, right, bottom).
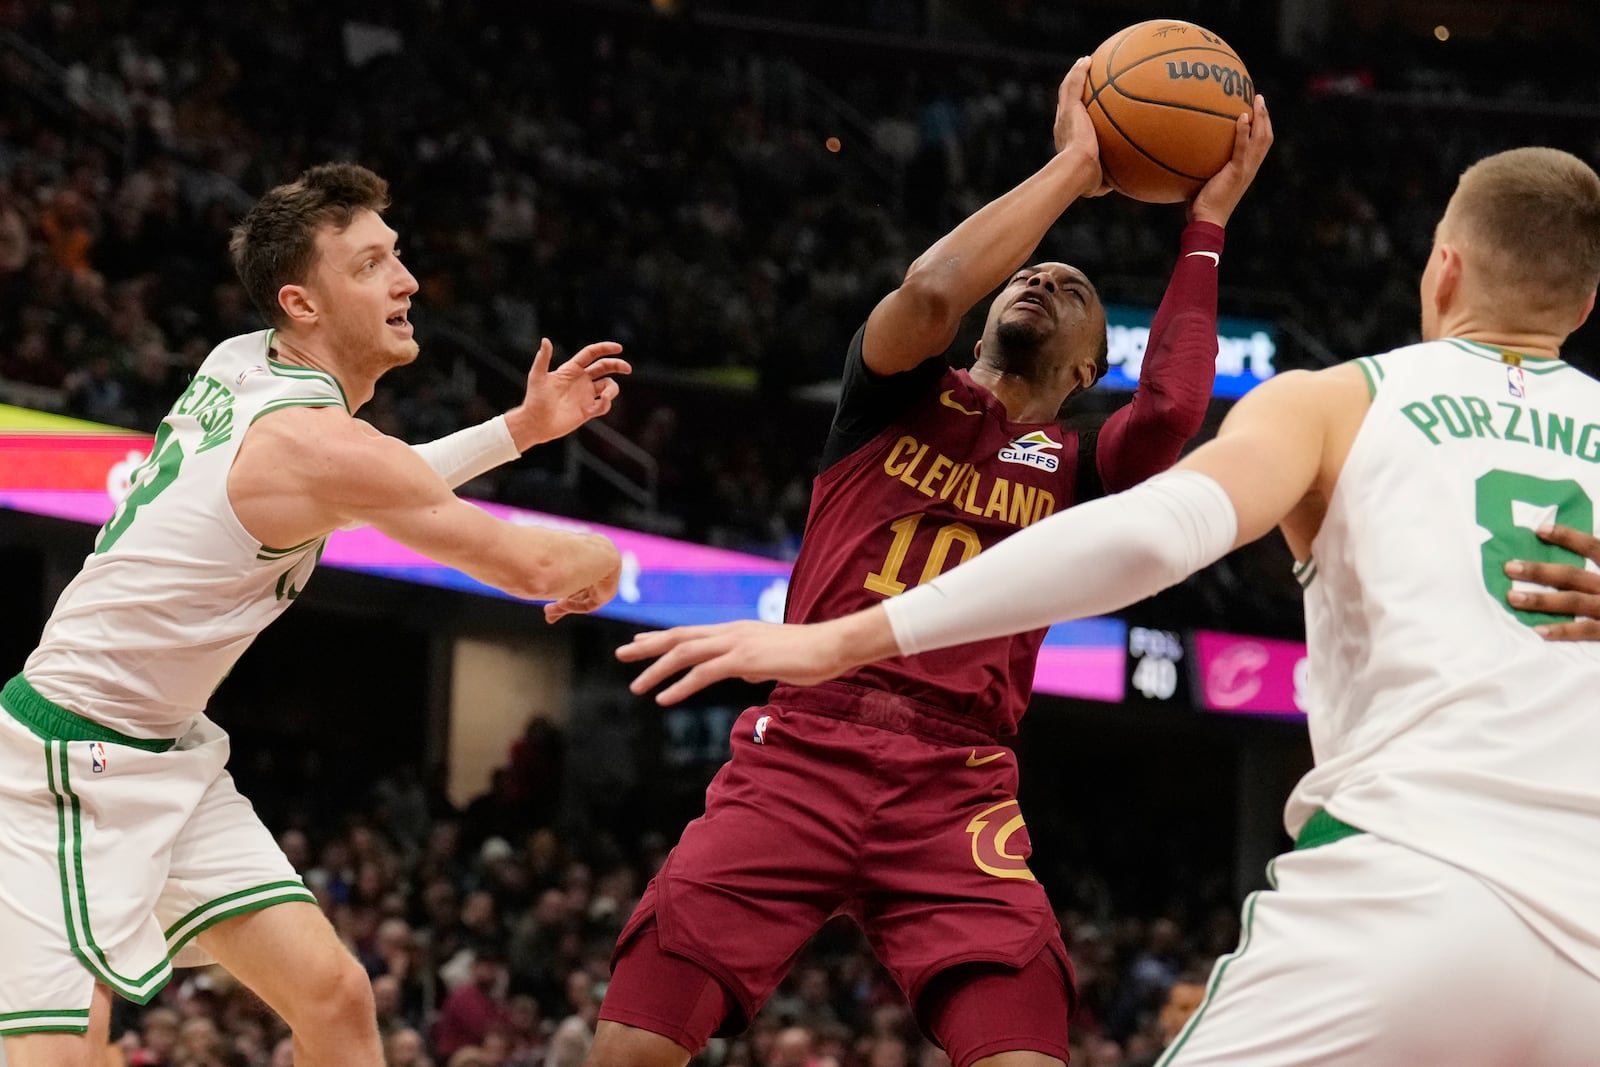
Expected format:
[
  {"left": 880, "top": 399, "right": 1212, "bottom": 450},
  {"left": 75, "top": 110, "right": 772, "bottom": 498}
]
[
  {"left": 1432, "top": 244, "right": 1463, "bottom": 318},
  {"left": 972, "top": 337, "right": 983, "bottom": 362},
  {"left": 1072, "top": 357, "right": 1096, "bottom": 394},
  {"left": 1574, "top": 290, "right": 1596, "bottom": 331},
  {"left": 278, "top": 283, "right": 316, "bottom": 326}
]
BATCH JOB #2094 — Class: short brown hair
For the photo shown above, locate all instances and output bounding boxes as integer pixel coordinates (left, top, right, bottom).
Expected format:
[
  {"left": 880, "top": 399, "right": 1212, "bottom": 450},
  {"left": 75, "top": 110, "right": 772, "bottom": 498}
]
[
  {"left": 229, "top": 163, "right": 391, "bottom": 327},
  {"left": 1445, "top": 147, "right": 1600, "bottom": 313}
]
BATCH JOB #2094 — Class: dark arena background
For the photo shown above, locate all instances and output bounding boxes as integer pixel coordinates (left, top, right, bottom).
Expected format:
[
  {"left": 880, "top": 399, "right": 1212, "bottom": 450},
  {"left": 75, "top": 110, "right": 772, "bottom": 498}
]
[{"left": 1, "top": 1, "right": 1596, "bottom": 1065}]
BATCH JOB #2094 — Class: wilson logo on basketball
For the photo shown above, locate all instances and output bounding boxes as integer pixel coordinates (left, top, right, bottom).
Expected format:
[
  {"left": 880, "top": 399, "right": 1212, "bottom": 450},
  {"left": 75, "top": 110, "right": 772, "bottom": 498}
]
[
  {"left": 966, "top": 800, "right": 1036, "bottom": 881},
  {"left": 1164, "top": 61, "right": 1254, "bottom": 102}
]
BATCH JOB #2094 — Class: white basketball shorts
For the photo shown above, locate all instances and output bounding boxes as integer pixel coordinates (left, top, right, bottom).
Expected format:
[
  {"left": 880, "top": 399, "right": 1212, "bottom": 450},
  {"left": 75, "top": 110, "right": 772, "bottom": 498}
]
[
  {"left": 0, "top": 675, "right": 313, "bottom": 1036},
  {"left": 1159, "top": 815, "right": 1600, "bottom": 1066}
]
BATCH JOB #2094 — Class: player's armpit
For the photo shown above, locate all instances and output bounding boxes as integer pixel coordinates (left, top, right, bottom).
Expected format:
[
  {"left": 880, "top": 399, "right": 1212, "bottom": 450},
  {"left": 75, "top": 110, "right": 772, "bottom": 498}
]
[
  {"left": 1173, "top": 368, "right": 1342, "bottom": 548},
  {"left": 230, "top": 405, "right": 362, "bottom": 547}
]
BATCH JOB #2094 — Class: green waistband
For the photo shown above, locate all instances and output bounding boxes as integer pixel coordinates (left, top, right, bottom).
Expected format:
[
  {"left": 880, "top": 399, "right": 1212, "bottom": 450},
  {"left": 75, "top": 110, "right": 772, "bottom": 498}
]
[
  {"left": 1295, "top": 808, "right": 1365, "bottom": 851},
  {"left": 1, "top": 675, "right": 176, "bottom": 752}
]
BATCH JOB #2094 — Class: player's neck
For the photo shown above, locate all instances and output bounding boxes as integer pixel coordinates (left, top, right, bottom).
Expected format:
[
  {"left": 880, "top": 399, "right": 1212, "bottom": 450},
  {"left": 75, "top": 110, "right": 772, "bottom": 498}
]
[
  {"left": 968, "top": 364, "right": 1062, "bottom": 422},
  {"left": 1438, "top": 320, "right": 1564, "bottom": 362},
  {"left": 270, "top": 333, "right": 374, "bottom": 409}
]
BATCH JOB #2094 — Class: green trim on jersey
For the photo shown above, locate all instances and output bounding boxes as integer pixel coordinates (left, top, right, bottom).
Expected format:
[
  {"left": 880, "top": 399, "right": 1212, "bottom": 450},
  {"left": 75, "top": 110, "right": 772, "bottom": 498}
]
[
  {"left": 1294, "top": 808, "right": 1366, "bottom": 851},
  {"left": 164, "top": 880, "right": 318, "bottom": 959},
  {"left": 0, "top": 1008, "right": 92, "bottom": 1036},
  {"left": 1354, "top": 356, "right": 1384, "bottom": 397},
  {"left": 265, "top": 358, "right": 351, "bottom": 411},
  {"left": 248, "top": 397, "right": 345, "bottom": 427},
  {"left": 2, "top": 675, "right": 176, "bottom": 751},
  {"left": 1441, "top": 337, "right": 1571, "bottom": 374},
  {"left": 48, "top": 742, "right": 173, "bottom": 1003},
  {"left": 1292, "top": 558, "right": 1318, "bottom": 589},
  {"left": 256, "top": 535, "right": 324, "bottom": 561},
  {"left": 1156, "top": 890, "right": 1263, "bottom": 1067}
]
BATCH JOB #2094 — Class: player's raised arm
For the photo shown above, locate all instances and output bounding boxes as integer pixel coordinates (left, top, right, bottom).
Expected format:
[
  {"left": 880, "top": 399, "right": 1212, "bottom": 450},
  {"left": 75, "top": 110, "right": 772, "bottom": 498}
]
[
  {"left": 860, "top": 58, "right": 1103, "bottom": 376},
  {"left": 234, "top": 406, "right": 621, "bottom": 610},
  {"left": 1095, "top": 95, "right": 1273, "bottom": 493}
]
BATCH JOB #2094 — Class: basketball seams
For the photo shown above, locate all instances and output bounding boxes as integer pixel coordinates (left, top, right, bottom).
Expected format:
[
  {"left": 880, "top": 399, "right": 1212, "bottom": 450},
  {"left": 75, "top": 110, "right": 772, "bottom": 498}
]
[
  {"left": 1106, "top": 82, "right": 1247, "bottom": 124},
  {"left": 1088, "top": 96, "right": 1205, "bottom": 186}
]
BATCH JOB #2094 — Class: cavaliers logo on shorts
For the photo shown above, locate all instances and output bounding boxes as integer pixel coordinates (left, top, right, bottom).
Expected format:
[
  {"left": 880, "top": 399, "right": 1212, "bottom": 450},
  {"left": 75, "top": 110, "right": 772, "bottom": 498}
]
[{"left": 966, "top": 800, "right": 1036, "bottom": 880}]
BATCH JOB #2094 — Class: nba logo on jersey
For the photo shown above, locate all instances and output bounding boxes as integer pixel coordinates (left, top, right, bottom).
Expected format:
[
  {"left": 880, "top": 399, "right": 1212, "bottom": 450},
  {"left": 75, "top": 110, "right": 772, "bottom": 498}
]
[
  {"left": 88, "top": 742, "right": 107, "bottom": 774},
  {"left": 753, "top": 714, "right": 771, "bottom": 744},
  {"left": 998, "top": 430, "right": 1062, "bottom": 472},
  {"left": 1507, "top": 365, "right": 1526, "bottom": 398},
  {"left": 236, "top": 365, "right": 267, "bottom": 386}
]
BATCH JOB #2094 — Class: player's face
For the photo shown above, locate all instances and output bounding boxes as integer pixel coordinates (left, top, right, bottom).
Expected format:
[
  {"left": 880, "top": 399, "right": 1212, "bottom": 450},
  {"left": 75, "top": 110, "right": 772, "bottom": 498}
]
[
  {"left": 305, "top": 209, "right": 420, "bottom": 374},
  {"left": 982, "top": 262, "right": 1106, "bottom": 393}
]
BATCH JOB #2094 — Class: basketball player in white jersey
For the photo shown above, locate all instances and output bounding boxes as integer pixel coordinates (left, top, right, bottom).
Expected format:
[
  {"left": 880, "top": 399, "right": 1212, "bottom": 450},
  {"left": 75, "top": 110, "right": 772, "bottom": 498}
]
[
  {"left": 0, "top": 163, "right": 628, "bottom": 1067},
  {"left": 619, "top": 146, "right": 1600, "bottom": 1064}
]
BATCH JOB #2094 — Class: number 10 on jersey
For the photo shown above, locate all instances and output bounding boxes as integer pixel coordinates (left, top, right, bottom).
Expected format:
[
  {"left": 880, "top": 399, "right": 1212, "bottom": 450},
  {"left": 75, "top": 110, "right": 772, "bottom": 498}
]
[{"left": 864, "top": 515, "right": 983, "bottom": 596}]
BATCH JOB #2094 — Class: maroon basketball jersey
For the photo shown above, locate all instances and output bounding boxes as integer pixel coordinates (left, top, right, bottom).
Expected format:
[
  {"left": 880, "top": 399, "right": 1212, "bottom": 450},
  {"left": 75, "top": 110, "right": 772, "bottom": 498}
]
[{"left": 785, "top": 358, "right": 1084, "bottom": 738}]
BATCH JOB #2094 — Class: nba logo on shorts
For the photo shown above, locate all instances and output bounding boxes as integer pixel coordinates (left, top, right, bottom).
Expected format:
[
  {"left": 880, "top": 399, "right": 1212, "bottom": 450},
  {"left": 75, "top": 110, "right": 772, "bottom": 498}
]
[
  {"left": 88, "top": 742, "right": 107, "bottom": 774},
  {"left": 1507, "top": 365, "right": 1526, "bottom": 398},
  {"left": 753, "top": 715, "right": 771, "bottom": 744}
]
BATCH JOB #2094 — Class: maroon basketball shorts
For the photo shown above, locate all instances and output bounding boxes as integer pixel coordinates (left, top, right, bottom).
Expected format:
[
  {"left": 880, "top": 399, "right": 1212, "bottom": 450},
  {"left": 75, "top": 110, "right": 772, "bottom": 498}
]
[{"left": 604, "top": 697, "right": 1073, "bottom": 1054}]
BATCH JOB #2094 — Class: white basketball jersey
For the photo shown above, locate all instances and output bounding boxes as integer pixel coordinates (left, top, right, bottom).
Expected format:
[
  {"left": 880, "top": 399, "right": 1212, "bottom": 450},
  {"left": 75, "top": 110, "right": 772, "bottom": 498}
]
[
  {"left": 24, "top": 330, "right": 347, "bottom": 738},
  {"left": 1289, "top": 337, "right": 1600, "bottom": 977}
]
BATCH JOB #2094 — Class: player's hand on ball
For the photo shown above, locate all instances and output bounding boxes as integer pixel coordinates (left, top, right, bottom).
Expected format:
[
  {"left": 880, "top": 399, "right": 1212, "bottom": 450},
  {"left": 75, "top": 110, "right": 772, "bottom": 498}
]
[
  {"left": 1504, "top": 524, "right": 1600, "bottom": 640},
  {"left": 1054, "top": 58, "right": 1111, "bottom": 196},
  {"left": 505, "top": 337, "right": 631, "bottom": 449},
  {"left": 618, "top": 621, "right": 845, "bottom": 705},
  {"left": 1188, "top": 94, "right": 1273, "bottom": 228}
]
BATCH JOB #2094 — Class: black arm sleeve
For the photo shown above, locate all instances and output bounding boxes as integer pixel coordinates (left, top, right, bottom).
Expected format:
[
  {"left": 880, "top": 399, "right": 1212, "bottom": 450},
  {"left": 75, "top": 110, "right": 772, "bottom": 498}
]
[
  {"left": 818, "top": 323, "right": 946, "bottom": 472},
  {"left": 1074, "top": 427, "right": 1105, "bottom": 503}
]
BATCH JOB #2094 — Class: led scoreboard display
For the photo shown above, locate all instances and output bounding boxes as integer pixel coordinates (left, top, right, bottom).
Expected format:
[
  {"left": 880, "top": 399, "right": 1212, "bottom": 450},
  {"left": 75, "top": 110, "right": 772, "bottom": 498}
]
[{"left": 1125, "top": 625, "right": 1186, "bottom": 704}]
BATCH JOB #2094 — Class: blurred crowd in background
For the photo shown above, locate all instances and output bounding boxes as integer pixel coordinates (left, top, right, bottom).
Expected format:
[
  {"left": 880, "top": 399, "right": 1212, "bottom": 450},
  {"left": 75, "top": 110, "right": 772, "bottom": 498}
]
[{"left": 3, "top": 0, "right": 1597, "bottom": 561}]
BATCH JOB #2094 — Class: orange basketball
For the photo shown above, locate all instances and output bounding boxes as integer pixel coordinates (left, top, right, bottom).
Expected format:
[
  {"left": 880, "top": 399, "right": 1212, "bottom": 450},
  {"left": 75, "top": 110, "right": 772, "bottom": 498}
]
[{"left": 1081, "top": 20, "right": 1255, "bottom": 203}]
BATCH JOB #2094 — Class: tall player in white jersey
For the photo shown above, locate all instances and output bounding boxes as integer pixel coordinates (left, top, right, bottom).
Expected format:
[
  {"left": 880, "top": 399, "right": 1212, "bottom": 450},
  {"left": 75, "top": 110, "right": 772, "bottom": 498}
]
[
  {"left": 618, "top": 147, "right": 1600, "bottom": 1065},
  {"left": 0, "top": 163, "right": 629, "bottom": 1067}
]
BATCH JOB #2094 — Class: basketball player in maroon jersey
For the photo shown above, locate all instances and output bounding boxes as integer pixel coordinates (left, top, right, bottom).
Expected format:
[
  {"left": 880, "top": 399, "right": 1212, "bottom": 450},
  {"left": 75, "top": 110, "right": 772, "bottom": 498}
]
[{"left": 586, "top": 59, "right": 1273, "bottom": 1067}]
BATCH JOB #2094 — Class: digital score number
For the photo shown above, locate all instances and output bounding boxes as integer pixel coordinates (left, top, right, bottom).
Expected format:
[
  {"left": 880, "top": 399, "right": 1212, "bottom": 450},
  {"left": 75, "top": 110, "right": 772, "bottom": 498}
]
[{"left": 1127, "top": 626, "right": 1184, "bottom": 703}]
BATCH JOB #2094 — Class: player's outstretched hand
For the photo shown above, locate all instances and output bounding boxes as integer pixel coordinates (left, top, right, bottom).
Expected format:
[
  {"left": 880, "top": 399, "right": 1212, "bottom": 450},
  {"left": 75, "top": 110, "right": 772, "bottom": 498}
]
[
  {"left": 618, "top": 620, "right": 854, "bottom": 706},
  {"left": 1054, "top": 57, "right": 1110, "bottom": 196},
  {"left": 1188, "top": 94, "right": 1273, "bottom": 228},
  {"left": 544, "top": 572, "right": 620, "bottom": 624},
  {"left": 1504, "top": 524, "right": 1600, "bottom": 640},
  {"left": 505, "top": 338, "right": 631, "bottom": 449},
  {"left": 545, "top": 534, "right": 624, "bottom": 623}
]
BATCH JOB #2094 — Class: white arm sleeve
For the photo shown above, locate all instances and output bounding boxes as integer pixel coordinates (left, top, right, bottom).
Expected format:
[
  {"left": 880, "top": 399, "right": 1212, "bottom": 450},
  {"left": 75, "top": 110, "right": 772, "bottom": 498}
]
[
  {"left": 884, "top": 469, "right": 1238, "bottom": 656},
  {"left": 412, "top": 414, "right": 521, "bottom": 489}
]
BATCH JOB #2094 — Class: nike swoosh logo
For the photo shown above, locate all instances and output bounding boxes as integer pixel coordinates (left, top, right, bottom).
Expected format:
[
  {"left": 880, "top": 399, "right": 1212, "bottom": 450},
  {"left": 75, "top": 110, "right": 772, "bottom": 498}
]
[
  {"left": 940, "top": 390, "right": 982, "bottom": 416},
  {"left": 1185, "top": 250, "right": 1221, "bottom": 265},
  {"left": 966, "top": 749, "right": 1007, "bottom": 767}
]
